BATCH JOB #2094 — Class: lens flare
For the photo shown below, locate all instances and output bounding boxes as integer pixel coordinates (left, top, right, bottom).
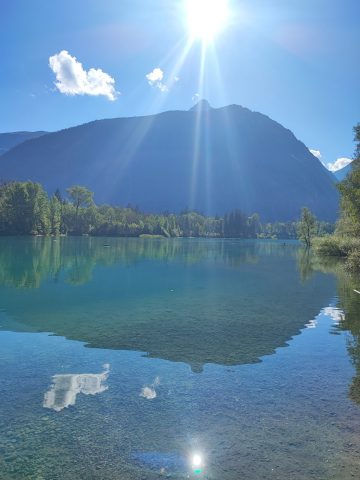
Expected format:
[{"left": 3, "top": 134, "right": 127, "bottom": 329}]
[
  {"left": 191, "top": 453, "right": 203, "bottom": 474},
  {"left": 186, "top": 0, "right": 230, "bottom": 43}
]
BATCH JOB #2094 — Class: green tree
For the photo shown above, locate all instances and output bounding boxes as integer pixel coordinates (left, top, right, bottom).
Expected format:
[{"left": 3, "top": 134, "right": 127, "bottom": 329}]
[
  {"left": 297, "top": 207, "right": 317, "bottom": 247},
  {"left": 67, "top": 185, "right": 94, "bottom": 212},
  {"left": 66, "top": 185, "right": 94, "bottom": 234},
  {"left": 54, "top": 188, "right": 64, "bottom": 204},
  {"left": 30, "top": 183, "right": 51, "bottom": 235},
  {"left": 247, "top": 213, "right": 260, "bottom": 238},
  {"left": 0, "top": 182, "right": 50, "bottom": 235},
  {"left": 337, "top": 123, "right": 360, "bottom": 236},
  {"left": 49, "top": 195, "right": 62, "bottom": 235},
  {"left": 224, "top": 209, "right": 248, "bottom": 237}
]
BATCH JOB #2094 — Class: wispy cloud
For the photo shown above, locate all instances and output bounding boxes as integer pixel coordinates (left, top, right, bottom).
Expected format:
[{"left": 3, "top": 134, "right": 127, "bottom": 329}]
[
  {"left": 49, "top": 50, "right": 118, "bottom": 101},
  {"left": 146, "top": 68, "right": 168, "bottom": 92},
  {"left": 309, "top": 148, "right": 352, "bottom": 172}
]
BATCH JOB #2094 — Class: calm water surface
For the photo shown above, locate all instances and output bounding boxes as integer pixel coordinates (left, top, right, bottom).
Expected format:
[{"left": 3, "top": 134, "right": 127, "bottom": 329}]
[{"left": 0, "top": 237, "right": 360, "bottom": 479}]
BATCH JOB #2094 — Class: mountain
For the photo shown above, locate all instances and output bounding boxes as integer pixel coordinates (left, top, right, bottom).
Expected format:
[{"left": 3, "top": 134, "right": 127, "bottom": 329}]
[
  {"left": 0, "top": 131, "right": 47, "bottom": 155},
  {"left": 333, "top": 162, "right": 353, "bottom": 182},
  {"left": 0, "top": 103, "right": 339, "bottom": 221}
]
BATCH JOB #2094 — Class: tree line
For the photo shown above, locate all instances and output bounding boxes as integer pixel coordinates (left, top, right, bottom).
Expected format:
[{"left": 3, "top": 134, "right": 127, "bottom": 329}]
[{"left": 0, "top": 181, "right": 333, "bottom": 239}]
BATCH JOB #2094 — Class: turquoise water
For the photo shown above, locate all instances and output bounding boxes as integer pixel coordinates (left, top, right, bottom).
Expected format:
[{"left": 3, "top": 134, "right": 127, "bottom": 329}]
[{"left": 0, "top": 237, "right": 360, "bottom": 479}]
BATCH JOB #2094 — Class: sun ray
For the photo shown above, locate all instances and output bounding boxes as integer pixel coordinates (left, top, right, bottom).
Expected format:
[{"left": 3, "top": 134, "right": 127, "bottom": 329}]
[
  {"left": 209, "top": 47, "right": 250, "bottom": 211},
  {"left": 92, "top": 36, "right": 195, "bottom": 200},
  {"left": 189, "top": 42, "right": 207, "bottom": 210}
]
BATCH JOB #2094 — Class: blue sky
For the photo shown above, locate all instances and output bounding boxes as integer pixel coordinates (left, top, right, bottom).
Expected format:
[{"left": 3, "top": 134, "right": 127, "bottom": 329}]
[{"left": 1, "top": 0, "right": 359, "bottom": 168}]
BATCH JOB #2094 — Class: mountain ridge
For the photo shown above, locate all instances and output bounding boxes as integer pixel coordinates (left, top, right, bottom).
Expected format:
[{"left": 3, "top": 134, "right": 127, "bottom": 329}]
[
  {"left": 333, "top": 162, "right": 353, "bottom": 182},
  {"left": 0, "top": 131, "right": 48, "bottom": 155},
  {"left": 0, "top": 103, "right": 339, "bottom": 221}
]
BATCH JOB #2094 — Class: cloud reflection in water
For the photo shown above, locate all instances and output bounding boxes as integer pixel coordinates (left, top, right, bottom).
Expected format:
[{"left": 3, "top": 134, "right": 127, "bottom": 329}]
[
  {"left": 140, "top": 376, "right": 160, "bottom": 400},
  {"left": 43, "top": 363, "right": 110, "bottom": 412}
]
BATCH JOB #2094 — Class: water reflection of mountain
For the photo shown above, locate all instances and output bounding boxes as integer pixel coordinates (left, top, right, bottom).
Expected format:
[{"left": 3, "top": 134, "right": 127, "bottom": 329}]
[{"left": 0, "top": 237, "right": 336, "bottom": 371}]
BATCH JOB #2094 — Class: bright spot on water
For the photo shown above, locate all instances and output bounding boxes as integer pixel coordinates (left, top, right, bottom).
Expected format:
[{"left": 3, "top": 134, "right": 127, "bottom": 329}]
[{"left": 191, "top": 453, "right": 203, "bottom": 474}]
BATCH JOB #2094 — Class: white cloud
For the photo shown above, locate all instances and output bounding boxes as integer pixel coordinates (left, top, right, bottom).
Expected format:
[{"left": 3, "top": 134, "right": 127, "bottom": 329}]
[
  {"left": 326, "top": 157, "right": 353, "bottom": 172},
  {"left": 49, "top": 50, "right": 118, "bottom": 101},
  {"left": 146, "top": 68, "right": 168, "bottom": 92},
  {"left": 146, "top": 67, "right": 163, "bottom": 84},
  {"left": 309, "top": 148, "right": 352, "bottom": 172},
  {"left": 309, "top": 149, "right": 322, "bottom": 159},
  {"left": 323, "top": 306, "right": 344, "bottom": 324}
]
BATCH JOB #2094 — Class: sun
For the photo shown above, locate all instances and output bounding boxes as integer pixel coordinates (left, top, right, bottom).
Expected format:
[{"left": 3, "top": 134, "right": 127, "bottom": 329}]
[{"left": 186, "top": 0, "right": 230, "bottom": 43}]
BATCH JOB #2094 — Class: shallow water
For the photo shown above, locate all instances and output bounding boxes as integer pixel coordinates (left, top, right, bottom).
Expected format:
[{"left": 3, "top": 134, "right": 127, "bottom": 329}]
[{"left": 0, "top": 237, "right": 360, "bottom": 479}]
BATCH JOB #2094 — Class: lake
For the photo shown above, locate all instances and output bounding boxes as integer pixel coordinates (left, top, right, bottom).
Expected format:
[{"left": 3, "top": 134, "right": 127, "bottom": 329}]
[{"left": 0, "top": 237, "right": 360, "bottom": 479}]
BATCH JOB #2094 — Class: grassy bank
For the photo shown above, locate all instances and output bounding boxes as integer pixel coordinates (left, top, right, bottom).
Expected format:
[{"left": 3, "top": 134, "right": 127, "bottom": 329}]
[{"left": 313, "top": 236, "right": 360, "bottom": 273}]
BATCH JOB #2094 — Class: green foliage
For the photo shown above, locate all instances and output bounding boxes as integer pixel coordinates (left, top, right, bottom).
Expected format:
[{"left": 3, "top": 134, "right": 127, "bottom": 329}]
[
  {"left": 259, "top": 221, "right": 297, "bottom": 239},
  {"left": 66, "top": 185, "right": 94, "bottom": 234},
  {"left": 313, "top": 235, "right": 360, "bottom": 257},
  {"left": 297, "top": 207, "right": 317, "bottom": 247},
  {"left": 0, "top": 181, "right": 50, "bottom": 235},
  {"left": 336, "top": 123, "right": 360, "bottom": 237},
  {"left": 49, "top": 195, "right": 62, "bottom": 235},
  {"left": 354, "top": 123, "right": 360, "bottom": 165},
  {"left": 0, "top": 181, "right": 334, "bottom": 239},
  {"left": 338, "top": 170, "right": 360, "bottom": 236},
  {"left": 67, "top": 185, "right": 94, "bottom": 210},
  {"left": 346, "top": 249, "right": 360, "bottom": 273},
  {"left": 315, "top": 123, "right": 360, "bottom": 272},
  {"left": 223, "top": 211, "right": 263, "bottom": 238}
]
